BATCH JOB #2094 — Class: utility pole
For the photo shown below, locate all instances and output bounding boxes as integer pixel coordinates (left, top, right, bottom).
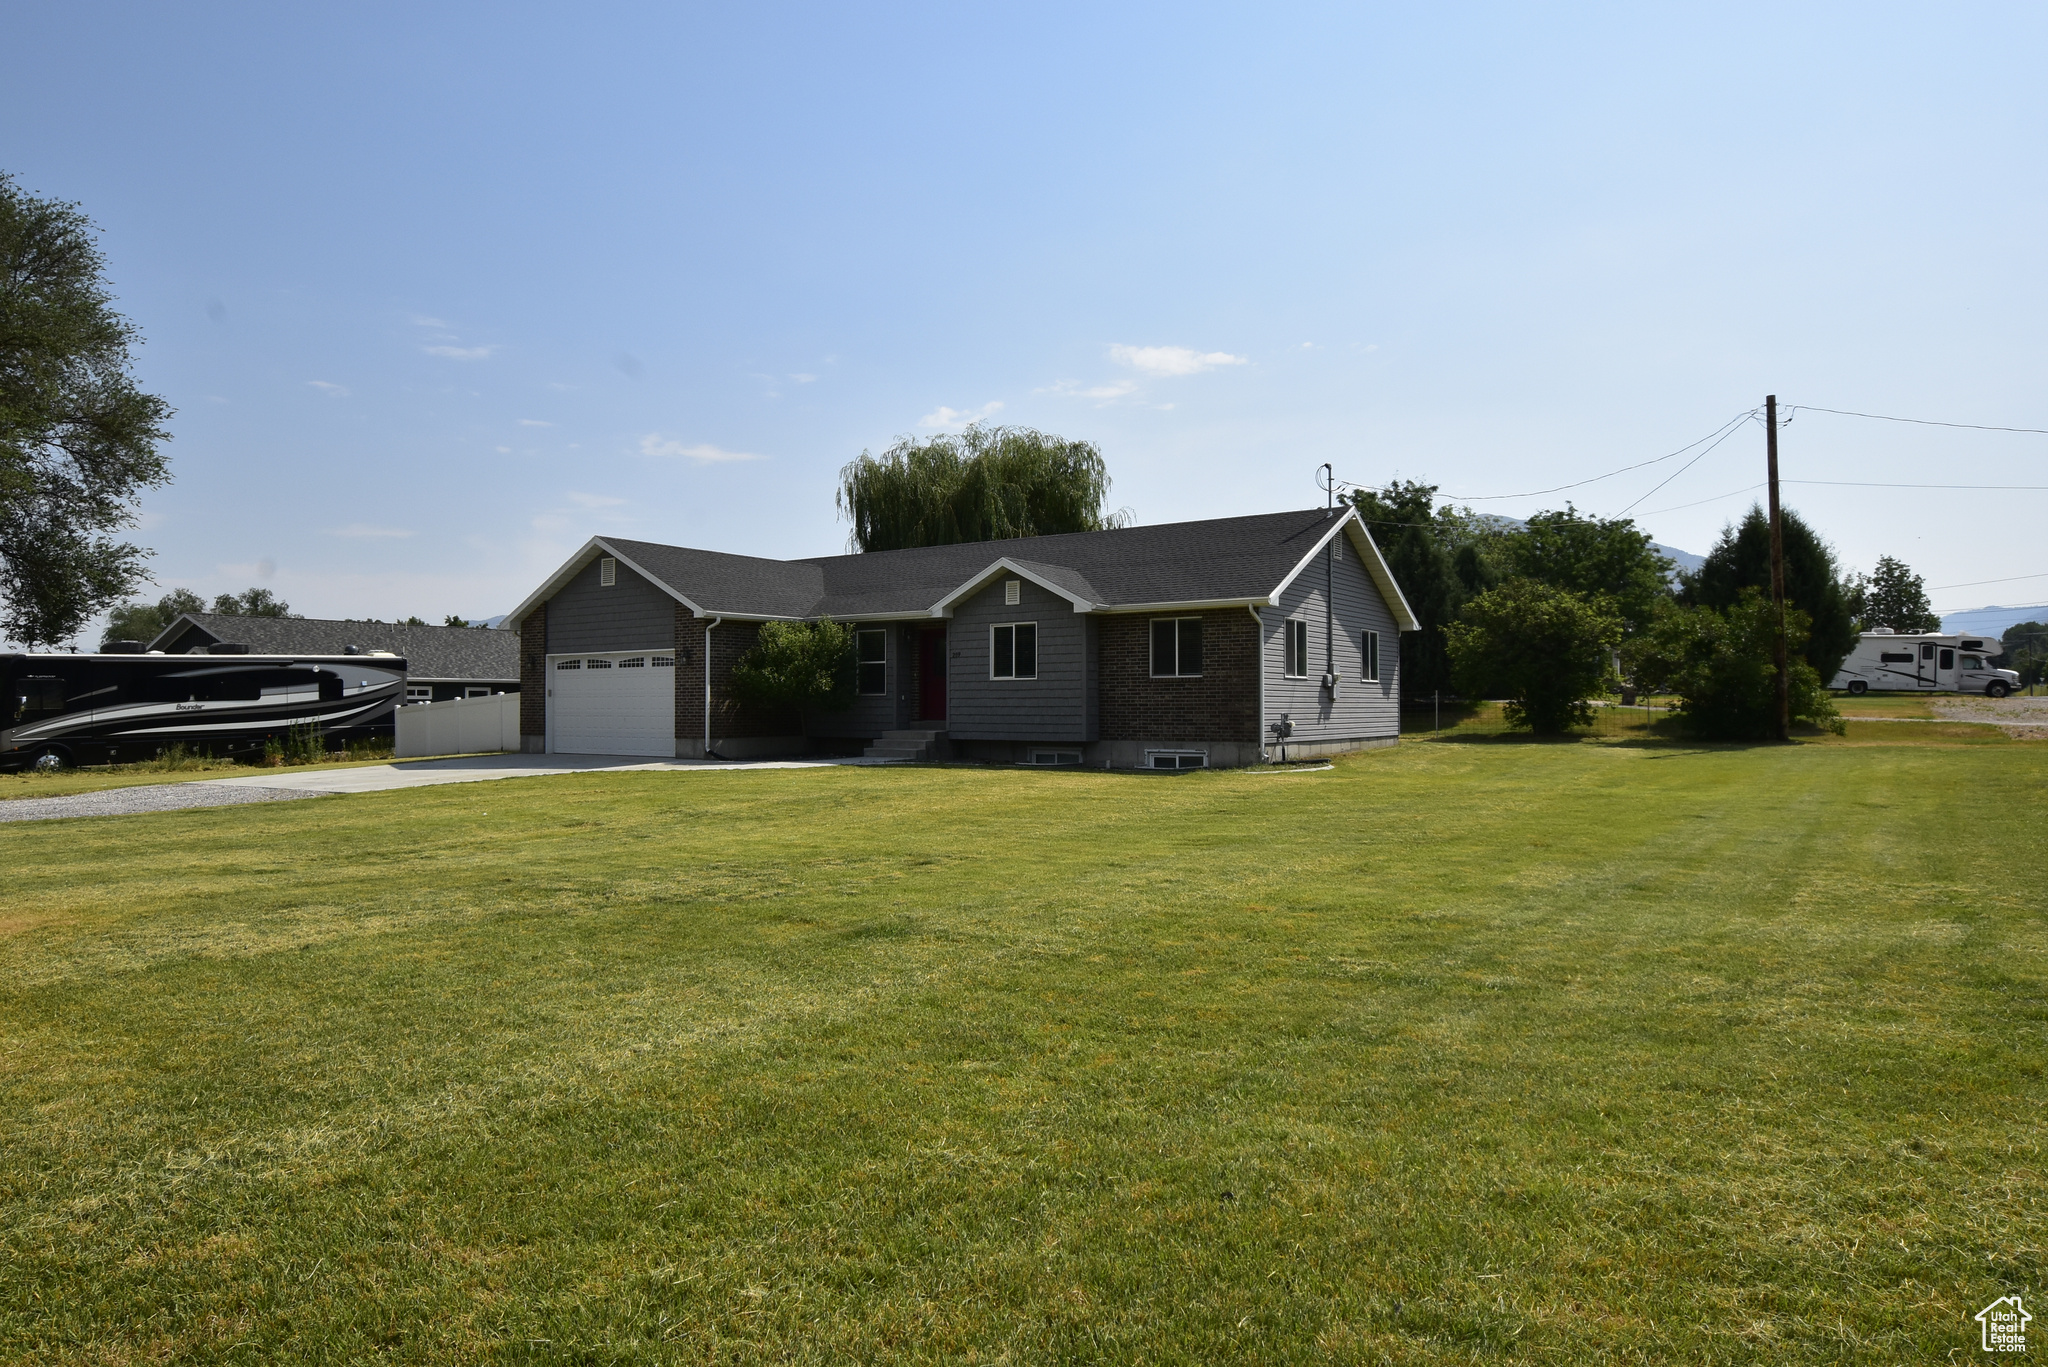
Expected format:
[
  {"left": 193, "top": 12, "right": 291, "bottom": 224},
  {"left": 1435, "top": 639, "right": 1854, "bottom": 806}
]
[{"left": 1766, "top": 395, "right": 1790, "bottom": 742}]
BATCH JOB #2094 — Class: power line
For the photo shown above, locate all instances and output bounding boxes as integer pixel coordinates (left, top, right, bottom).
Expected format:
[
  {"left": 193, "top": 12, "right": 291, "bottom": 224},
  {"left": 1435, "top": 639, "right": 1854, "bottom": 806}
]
[
  {"left": 1927, "top": 570, "right": 2048, "bottom": 592},
  {"left": 1636, "top": 484, "right": 1766, "bottom": 517},
  {"left": 1786, "top": 479, "right": 2048, "bottom": 491},
  {"left": 1616, "top": 414, "right": 1757, "bottom": 516},
  {"left": 1787, "top": 404, "right": 2048, "bottom": 437},
  {"left": 1435, "top": 409, "right": 1757, "bottom": 503}
]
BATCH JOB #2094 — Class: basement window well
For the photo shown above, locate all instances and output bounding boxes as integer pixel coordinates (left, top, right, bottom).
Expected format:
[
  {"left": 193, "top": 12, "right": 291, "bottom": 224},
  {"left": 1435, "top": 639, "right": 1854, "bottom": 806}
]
[{"left": 1147, "top": 751, "right": 1208, "bottom": 770}]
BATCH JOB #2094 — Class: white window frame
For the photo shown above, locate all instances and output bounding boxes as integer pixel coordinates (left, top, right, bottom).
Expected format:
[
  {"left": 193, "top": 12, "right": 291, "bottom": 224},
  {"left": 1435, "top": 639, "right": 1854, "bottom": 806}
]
[
  {"left": 1150, "top": 616, "right": 1204, "bottom": 678},
  {"left": 855, "top": 629, "right": 887, "bottom": 696},
  {"left": 1363, "top": 630, "right": 1380, "bottom": 683},
  {"left": 1284, "top": 619, "right": 1309, "bottom": 678},
  {"left": 990, "top": 622, "right": 1038, "bottom": 680},
  {"left": 1145, "top": 749, "right": 1208, "bottom": 770},
  {"left": 464, "top": 686, "right": 492, "bottom": 698},
  {"left": 405, "top": 684, "right": 433, "bottom": 704}
]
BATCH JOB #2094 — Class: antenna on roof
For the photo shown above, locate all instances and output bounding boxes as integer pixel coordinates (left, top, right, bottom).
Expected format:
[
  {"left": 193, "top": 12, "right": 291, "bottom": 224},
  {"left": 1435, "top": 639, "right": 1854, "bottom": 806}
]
[{"left": 1318, "top": 462, "right": 1337, "bottom": 513}]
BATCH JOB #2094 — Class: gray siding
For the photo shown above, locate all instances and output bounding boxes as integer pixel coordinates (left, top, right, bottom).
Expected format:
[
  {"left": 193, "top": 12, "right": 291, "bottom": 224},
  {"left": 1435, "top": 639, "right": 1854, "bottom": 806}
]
[
  {"left": 805, "top": 621, "right": 901, "bottom": 738},
  {"left": 547, "top": 555, "right": 676, "bottom": 654},
  {"left": 948, "top": 577, "right": 1093, "bottom": 742},
  {"left": 1262, "top": 533, "right": 1400, "bottom": 742}
]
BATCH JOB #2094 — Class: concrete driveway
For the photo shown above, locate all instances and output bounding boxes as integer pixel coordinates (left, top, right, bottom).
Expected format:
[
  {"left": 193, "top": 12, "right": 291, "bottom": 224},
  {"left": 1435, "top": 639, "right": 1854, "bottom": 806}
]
[{"left": 1, "top": 753, "right": 890, "bottom": 824}]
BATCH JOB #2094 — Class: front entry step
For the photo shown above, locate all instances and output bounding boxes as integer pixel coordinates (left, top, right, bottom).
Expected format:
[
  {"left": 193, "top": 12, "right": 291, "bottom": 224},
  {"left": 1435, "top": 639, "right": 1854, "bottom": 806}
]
[{"left": 862, "top": 728, "right": 949, "bottom": 763}]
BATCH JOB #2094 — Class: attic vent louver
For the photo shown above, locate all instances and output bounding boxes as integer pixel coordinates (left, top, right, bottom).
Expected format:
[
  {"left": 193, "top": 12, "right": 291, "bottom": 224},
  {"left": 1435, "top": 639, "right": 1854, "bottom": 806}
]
[
  {"left": 600, "top": 557, "right": 617, "bottom": 587},
  {"left": 1005, "top": 579, "right": 1020, "bottom": 606}
]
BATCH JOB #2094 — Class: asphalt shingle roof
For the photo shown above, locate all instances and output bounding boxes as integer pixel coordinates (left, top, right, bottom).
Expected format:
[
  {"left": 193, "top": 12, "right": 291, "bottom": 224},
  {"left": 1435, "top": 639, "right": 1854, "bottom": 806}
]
[
  {"left": 602, "top": 508, "right": 1349, "bottom": 619},
  {"left": 148, "top": 615, "right": 519, "bottom": 680}
]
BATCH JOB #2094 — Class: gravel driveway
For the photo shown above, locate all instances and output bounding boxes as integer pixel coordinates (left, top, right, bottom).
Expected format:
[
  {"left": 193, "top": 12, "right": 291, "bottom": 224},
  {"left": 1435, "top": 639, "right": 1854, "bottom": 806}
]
[{"left": 0, "top": 783, "right": 320, "bottom": 824}]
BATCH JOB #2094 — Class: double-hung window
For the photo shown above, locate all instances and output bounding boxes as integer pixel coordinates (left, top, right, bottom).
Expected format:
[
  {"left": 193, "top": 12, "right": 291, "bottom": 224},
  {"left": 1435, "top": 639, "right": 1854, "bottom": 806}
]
[
  {"left": 1284, "top": 619, "right": 1310, "bottom": 678},
  {"left": 991, "top": 623, "right": 1037, "bottom": 679},
  {"left": 856, "top": 629, "right": 886, "bottom": 695},
  {"left": 1150, "top": 617, "right": 1203, "bottom": 677},
  {"left": 1362, "top": 630, "right": 1380, "bottom": 682}
]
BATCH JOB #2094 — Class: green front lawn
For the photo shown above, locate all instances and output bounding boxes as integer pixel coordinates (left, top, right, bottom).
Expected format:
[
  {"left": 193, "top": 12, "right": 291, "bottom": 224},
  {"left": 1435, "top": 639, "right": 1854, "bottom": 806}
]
[{"left": 3, "top": 739, "right": 2043, "bottom": 1363}]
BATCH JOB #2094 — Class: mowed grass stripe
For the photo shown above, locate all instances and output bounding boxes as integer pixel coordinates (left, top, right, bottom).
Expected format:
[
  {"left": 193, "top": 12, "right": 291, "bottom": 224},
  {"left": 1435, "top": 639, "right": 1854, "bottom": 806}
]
[{"left": 2, "top": 741, "right": 2043, "bottom": 1364}]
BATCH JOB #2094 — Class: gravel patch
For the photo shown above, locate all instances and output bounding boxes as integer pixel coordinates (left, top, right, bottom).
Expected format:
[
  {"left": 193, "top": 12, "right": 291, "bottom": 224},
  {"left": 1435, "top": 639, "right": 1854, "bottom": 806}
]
[
  {"left": 0, "top": 783, "right": 322, "bottom": 824},
  {"left": 1933, "top": 695, "right": 2048, "bottom": 738}
]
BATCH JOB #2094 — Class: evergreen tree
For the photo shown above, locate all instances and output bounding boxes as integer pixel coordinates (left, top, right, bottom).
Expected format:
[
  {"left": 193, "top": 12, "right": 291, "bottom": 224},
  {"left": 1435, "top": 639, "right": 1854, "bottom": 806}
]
[
  {"left": 1680, "top": 505, "right": 1858, "bottom": 681},
  {"left": 1848, "top": 555, "right": 1941, "bottom": 634},
  {"left": 1348, "top": 482, "right": 1504, "bottom": 702}
]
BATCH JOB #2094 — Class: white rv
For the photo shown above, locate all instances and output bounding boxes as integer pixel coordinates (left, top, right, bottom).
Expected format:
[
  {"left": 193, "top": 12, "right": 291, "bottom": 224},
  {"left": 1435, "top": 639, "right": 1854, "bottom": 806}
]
[{"left": 1830, "top": 630, "right": 2019, "bottom": 696}]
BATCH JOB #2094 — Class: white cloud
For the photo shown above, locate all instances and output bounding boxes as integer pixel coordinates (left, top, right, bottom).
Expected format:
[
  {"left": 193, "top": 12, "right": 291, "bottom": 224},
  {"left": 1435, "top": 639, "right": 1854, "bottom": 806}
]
[
  {"left": 1037, "top": 380, "right": 1137, "bottom": 402},
  {"left": 410, "top": 315, "right": 453, "bottom": 329},
  {"left": 637, "top": 434, "right": 764, "bottom": 462},
  {"left": 325, "top": 523, "right": 415, "bottom": 539},
  {"left": 791, "top": 373, "right": 817, "bottom": 384},
  {"left": 918, "top": 401, "right": 1004, "bottom": 430},
  {"left": 1108, "top": 344, "right": 1248, "bottom": 377},
  {"left": 518, "top": 418, "right": 554, "bottom": 427},
  {"left": 307, "top": 380, "right": 350, "bottom": 397},
  {"left": 423, "top": 344, "right": 498, "bottom": 360},
  {"left": 495, "top": 445, "right": 513, "bottom": 454}
]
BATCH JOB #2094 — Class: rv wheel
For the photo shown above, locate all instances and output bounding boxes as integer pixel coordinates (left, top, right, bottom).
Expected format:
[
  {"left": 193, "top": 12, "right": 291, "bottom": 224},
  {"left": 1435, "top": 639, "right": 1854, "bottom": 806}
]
[
  {"left": 32, "top": 747, "right": 71, "bottom": 771},
  {"left": 1987, "top": 680, "right": 2011, "bottom": 699},
  {"left": 1846, "top": 680, "right": 1868, "bottom": 696}
]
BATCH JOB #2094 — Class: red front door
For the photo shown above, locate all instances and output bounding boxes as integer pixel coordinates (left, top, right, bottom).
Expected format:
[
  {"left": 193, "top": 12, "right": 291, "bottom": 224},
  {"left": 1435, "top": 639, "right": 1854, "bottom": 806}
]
[{"left": 918, "top": 629, "right": 947, "bottom": 721}]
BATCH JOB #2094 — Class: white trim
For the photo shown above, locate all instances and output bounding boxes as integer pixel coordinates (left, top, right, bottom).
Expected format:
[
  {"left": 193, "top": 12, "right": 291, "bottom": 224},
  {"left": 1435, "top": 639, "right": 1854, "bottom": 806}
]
[
  {"left": 1093, "top": 596, "right": 1269, "bottom": 615},
  {"left": 929, "top": 558, "right": 1096, "bottom": 617},
  {"left": 503, "top": 537, "right": 706, "bottom": 626},
  {"left": 1266, "top": 509, "right": 1420, "bottom": 633},
  {"left": 988, "top": 621, "right": 1039, "bottom": 680}
]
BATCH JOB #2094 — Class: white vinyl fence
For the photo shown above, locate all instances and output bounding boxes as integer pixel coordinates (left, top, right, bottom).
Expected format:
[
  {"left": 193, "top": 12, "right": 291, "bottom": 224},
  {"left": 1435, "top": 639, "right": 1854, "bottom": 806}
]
[{"left": 394, "top": 691, "right": 522, "bottom": 758}]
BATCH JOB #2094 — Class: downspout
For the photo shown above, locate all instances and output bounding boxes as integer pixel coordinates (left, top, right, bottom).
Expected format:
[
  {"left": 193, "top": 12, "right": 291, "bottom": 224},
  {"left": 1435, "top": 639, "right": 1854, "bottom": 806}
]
[
  {"left": 703, "top": 616, "right": 723, "bottom": 760},
  {"left": 1249, "top": 604, "right": 1268, "bottom": 763}
]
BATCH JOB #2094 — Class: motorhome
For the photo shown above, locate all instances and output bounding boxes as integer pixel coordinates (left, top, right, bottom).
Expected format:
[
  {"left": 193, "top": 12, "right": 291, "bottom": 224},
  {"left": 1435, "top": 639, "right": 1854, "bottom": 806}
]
[
  {"left": 2, "top": 646, "right": 406, "bottom": 770},
  {"left": 1829, "top": 630, "right": 2019, "bottom": 696}
]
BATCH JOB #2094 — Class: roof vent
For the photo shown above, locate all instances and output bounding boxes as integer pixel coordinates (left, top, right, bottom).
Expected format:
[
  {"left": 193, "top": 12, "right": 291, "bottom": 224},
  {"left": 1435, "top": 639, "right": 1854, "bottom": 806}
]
[
  {"left": 207, "top": 642, "right": 250, "bottom": 655},
  {"left": 101, "top": 640, "right": 147, "bottom": 654},
  {"left": 1005, "top": 579, "right": 1020, "bottom": 605},
  {"left": 601, "top": 557, "right": 617, "bottom": 587}
]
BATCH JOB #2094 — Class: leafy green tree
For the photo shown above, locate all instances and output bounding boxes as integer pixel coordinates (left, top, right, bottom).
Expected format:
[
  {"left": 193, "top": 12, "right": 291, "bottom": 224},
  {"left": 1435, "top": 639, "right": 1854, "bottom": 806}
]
[
  {"left": 1847, "top": 554, "right": 1941, "bottom": 634},
  {"left": 101, "top": 586, "right": 204, "bottom": 646},
  {"left": 211, "top": 587, "right": 293, "bottom": 617},
  {"left": 837, "top": 425, "right": 1128, "bottom": 552},
  {"left": 1680, "top": 505, "right": 1858, "bottom": 682},
  {"left": 1993, "top": 621, "right": 2047, "bottom": 686},
  {"left": 730, "top": 618, "right": 857, "bottom": 712},
  {"left": 1446, "top": 579, "right": 1621, "bottom": 734},
  {"left": 1500, "top": 504, "right": 1673, "bottom": 636},
  {"left": 1, "top": 174, "right": 174, "bottom": 646},
  {"left": 1627, "top": 590, "right": 1842, "bottom": 739},
  {"left": 1348, "top": 481, "right": 1501, "bottom": 702}
]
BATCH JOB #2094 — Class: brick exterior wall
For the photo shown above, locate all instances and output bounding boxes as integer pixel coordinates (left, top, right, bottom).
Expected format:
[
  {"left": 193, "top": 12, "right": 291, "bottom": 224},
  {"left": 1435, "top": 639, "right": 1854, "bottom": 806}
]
[
  {"left": 674, "top": 606, "right": 705, "bottom": 746},
  {"left": 1098, "top": 608, "right": 1258, "bottom": 743},
  {"left": 519, "top": 605, "right": 547, "bottom": 741},
  {"left": 707, "top": 620, "right": 803, "bottom": 740}
]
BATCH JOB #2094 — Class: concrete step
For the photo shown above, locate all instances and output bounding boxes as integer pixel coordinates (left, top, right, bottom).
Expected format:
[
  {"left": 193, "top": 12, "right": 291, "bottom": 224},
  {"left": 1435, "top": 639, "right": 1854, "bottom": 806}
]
[
  {"left": 862, "top": 743, "right": 928, "bottom": 762},
  {"left": 880, "top": 729, "right": 946, "bottom": 742}
]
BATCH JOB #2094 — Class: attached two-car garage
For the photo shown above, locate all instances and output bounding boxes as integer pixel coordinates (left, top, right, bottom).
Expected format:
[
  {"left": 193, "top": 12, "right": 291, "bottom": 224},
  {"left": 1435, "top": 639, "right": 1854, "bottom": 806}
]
[{"left": 547, "top": 652, "right": 676, "bottom": 756}]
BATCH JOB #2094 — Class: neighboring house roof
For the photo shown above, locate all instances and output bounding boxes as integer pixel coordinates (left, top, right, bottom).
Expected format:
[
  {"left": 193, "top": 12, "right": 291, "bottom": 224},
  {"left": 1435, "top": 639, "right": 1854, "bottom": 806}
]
[
  {"left": 146, "top": 614, "right": 520, "bottom": 680},
  {"left": 510, "top": 508, "right": 1421, "bottom": 630}
]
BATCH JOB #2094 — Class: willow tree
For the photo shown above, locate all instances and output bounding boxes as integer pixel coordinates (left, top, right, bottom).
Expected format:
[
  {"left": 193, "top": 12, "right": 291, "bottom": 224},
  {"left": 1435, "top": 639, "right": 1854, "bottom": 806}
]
[
  {"left": 1, "top": 173, "right": 173, "bottom": 646},
  {"left": 836, "top": 425, "right": 1127, "bottom": 552}
]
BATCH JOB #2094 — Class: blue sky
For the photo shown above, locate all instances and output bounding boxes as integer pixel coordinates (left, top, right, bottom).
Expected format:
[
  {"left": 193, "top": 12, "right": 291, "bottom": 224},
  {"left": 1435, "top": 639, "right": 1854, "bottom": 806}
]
[{"left": 5, "top": 2, "right": 2045, "bottom": 635}]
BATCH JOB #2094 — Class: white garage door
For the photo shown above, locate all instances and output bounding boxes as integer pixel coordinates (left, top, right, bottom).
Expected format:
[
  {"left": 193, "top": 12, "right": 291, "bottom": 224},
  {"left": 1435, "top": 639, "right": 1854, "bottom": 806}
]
[{"left": 548, "top": 652, "right": 676, "bottom": 756}]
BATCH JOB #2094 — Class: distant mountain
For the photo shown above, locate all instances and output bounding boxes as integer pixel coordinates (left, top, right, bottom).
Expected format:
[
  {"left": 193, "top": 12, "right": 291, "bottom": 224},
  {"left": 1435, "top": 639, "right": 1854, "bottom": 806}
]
[
  {"left": 1940, "top": 603, "right": 2048, "bottom": 638},
  {"left": 1650, "top": 542, "right": 1705, "bottom": 577}
]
